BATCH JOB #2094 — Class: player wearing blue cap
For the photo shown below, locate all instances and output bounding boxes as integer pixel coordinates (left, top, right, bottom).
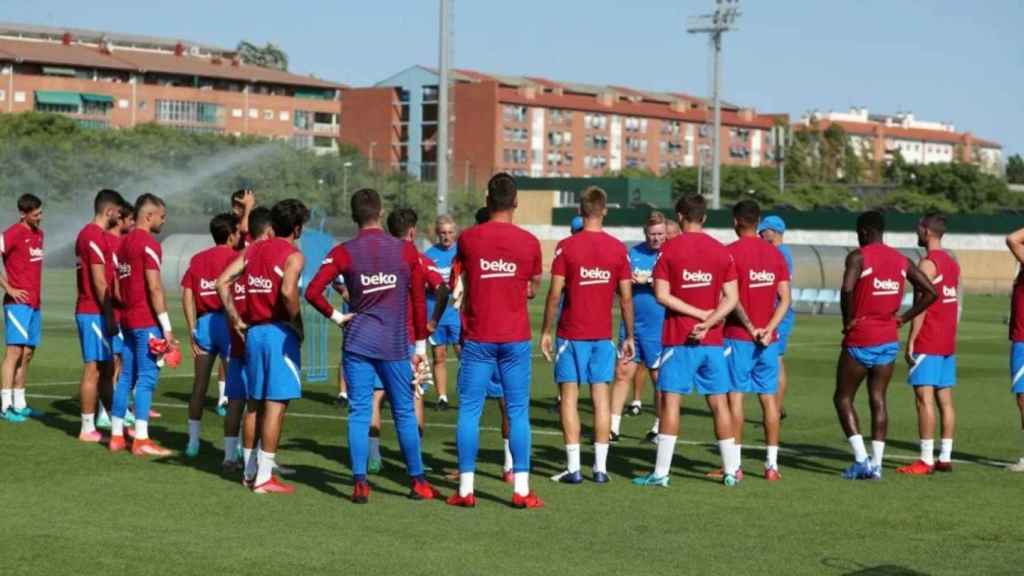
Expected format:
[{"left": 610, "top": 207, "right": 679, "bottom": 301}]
[{"left": 758, "top": 215, "right": 795, "bottom": 418}]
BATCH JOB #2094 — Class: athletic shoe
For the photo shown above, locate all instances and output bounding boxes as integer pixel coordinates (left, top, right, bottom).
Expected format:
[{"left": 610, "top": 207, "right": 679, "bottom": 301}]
[
  {"left": 1007, "top": 458, "right": 1024, "bottom": 472},
  {"left": 95, "top": 412, "right": 111, "bottom": 430},
  {"left": 609, "top": 431, "right": 620, "bottom": 444},
  {"left": 1, "top": 409, "right": 26, "bottom": 423},
  {"left": 631, "top": 473, "right": 670, "bottom": 487},
  {"left": 841, "top": 459, "right": 874, "bottom": 480},
  {"left": 437, "top": 398, "right": 449, "bottom": 411},
  {"left": 222, "top": 459, "right": 243, "bottom": 473},
  {"left": 216, "top": 403, "right": 227, "bottom": 417},
  {"left": 934, "top": 460, "right": 953, "bottom": 473},
  {"left": 132, "top": 438, "right": 173, "bottom": 457},
  {"left": 501, "top": 470, "right": 514, "bottom": 484},
  {"left": 368, "top": 458, "right": 382, "bottom": 474},
  {"left": 870, "top": 465, "right": 883, "bottom": 480},
  {"left": 185, "top": 441, "right": 200, "bottom": 459},
  {"left": 643, "top": 431, "right": 658, "bottom": 444},
  {"left": 148, "top": 409, "right": 161, "bottom": 419},
  {"left": 446, "top": 492, "right": 476, "bottom": 507},
  {"left": 109, "top": 435, "right": 127, "bottom": 452},
  {"left": 242, "top": 476, "right": 255, "bottom": 490},
  {"left": 78, "top": 430, "right": 103, "bottom": 443},
  {"left": 628, "top": 401, "right": 642, "bottom": 416},
  {"left": 723, "top": 473, "right": 738, "bottom": 487},
  {"left": 765, "top": 467, "right": 782, "bottom": 481},
  {"left": 253, "top": 476, "right": 294, "bottom": 495},
  {"left": 511, "top": 492, "right": 545, "bottom": 509},
  {"left": 593, "top": 471, "right": 610, "bottom": 484},
  {"left": 896, "top": 459, "right": 934, "bottom": 475},
  {"left": 124, "top": 410, "right": 136, "bottom": 426},
  {"left": 352, "top": 480, "right": 370, "bottom": 504},
  {"left": 409, "top": 478, "right": 441, "bottom": 500},
  {"left": 550, "top": 470, "right": 583, "bottom": 484},
  {"left": 13, "top": 406, "right": 38, "bottom": 418},
  {"left": 336, "top": 393, "right": 349, "bottom": 409},
  {"left": 706, "top": 468, "right": 744, "bottom": 481},
  {"left": 273, "top": 463, "right": 296, "bottom": 476}
]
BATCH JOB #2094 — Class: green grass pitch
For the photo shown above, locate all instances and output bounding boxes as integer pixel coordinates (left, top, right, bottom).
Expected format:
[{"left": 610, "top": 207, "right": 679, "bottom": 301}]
[{"left": 2, "top": 269, "right": 1023, "bottom": 575}]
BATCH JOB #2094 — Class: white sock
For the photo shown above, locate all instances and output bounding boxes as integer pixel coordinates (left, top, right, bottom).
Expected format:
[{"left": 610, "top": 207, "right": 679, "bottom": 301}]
[
  {"left": 719, "top": 438, "right": 739, "bottom": 475},
  {"left": 224, "top": 436, "right": 239, "bottom": 461},
  {"left": 611, "top": 414, "right": 622, "bottom": 435},
  {"left": 439, "top": 394, "right": 448, "bottom": 402},
  {"left": 256, "top": 450, "right": 275, "bottom": 485},
  {"left": 653, "top": 434, "right": 676, "bottom": 478},
  {"left": 217, "top": 381, "right": 227, "bottom": 405},
  {"left": 871, "top": 440, "right": 885, "bottom": 469},
  {"left": 650, "top": 417, "right": 660, "bottom": 434},
  {"left": 766, "top": 445, "right": 779, "bottom": 469},
  {"left": 735, "top": 443, "right": 743, "bottom": 471},
  {"left": 98, "top": 402, "right": 109, "bottom": 420},
  {"left": 513, "top": 472, "right": 530, "bottom": 496},
  {"left": 630, "top": 400, "right": 642, "bottom": 410},
  {"left": 244, "top": 448, "right": 257, "bottom": 479},
  {"left": 111, "top": 416, "right": 124, "bottom": 436},
  {"left": 939, "top": 438, "right": 953, "bottom": 463},
  {"left": 13, "top": 388, "right": 26, "bottom": 410},
  {"left": 920, "top": 438, "right": 935, "bottom": 466},
  {"left": 369, "top": 437, "right": 381, "bottom": 461},
  {"left": 80, "top": 413, "right": 96, "bottom": 434},
  {"left": 135, "top": 419, "right": 149, "bottom": 440},
  {"left": 459, "top": 471, "right": 475, "bottom": 497},
  {"left": 848, "top": 434, "right": 868, "bottom": 462},
  {"left": 565, "top": 443, "right": 581, "bottom": 473},
  {"left": 594, "top": 442, "right": 609, "bottom": 474},
  {"left": 187, "top": 419, "right": 201, "bottom": 445},
  {"left": 503, "top": 438, "right": 513, "bottom": 472},
  {"left": 339, "top": 391, "right": 348, "bottom": 400},
  {"left": 1, "top": 389, "right": 11, "bottom": 412}
]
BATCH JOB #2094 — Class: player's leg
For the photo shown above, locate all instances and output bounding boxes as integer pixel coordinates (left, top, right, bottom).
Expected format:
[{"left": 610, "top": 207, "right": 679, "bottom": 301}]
[
  {"left": 253, "top": 324, "right": 301, "bottom": 492},
  {"left": 450, "top": 341, "right": 493, "bottom": 504},
  {"left": 1009, "top": 343, "right": 1024, "bottom": 471},
  {"left": 935, "top": 386, "right": 955, "bottom": 470},
  {"left": 216, "top": 358, "right": 228, "bottom": 415},
  {"left": 1, "top": 345, "right": 23, "bottom": 420},
  {"left": 499, "top": 396, "right": 512, "bottom": 481},
  {"left": 634, "top": 346, "right": 686, "bottom": 486},
  {"left": 12, "top": 345, "right": 34, "bottom": 415},
  {"left": 777, "top": 357, "right": 789, "bottom": 419},
  {"left": 553, "top": 337, "right": 584, "bottom": 483},
  {"left": 381, "top": 357, "right": 439, "bottom": 499},
  {"left": 834, "top": 348, "right": 871, "bottom": 476},
  {"left": 645, "top": 369, "right": 662, "bottom": 443},
  {"left": 499, "top": 340, "right": 540, "bottom": 507},
  {"left": 1013, "top": 393, "right": 1024, "bottom": 472},
  {"left": 186, "top": 351, "right": 216, "bottom": 457},
  {"left": 345, "top": 351, "right": 376, "bottom": 498},
  {"left": 369, "top": 388, "right": 385, "bottom": 472},
  {"left": 222, "top": 357, "right": 247, "bottom": 470},
  {"left": 726, "top": 390, "right": 745, "bottom": 471},
  {"left": 588, "top": 340, "right": 615, "bottom": 482},
  {"left": 432, "top": 339, "right": 450, "bottom": 409},
  {"left": 75, "top": 314, "right": 109, "bottom": 439},
  {"left": 866, "top": 360, "right": 896, "bottom": 475},
  {"left": 752, "top": 343, "right": 782, "bottom": 479},
  {"left": 109, "top": 331, "right": 137, "bottom": 448},
  {"left": 698, "top": 346, "right": 740, "bottom": 484},
  {"left": 706, "top": 393, "right": 740, "bottom": 482},
  {"left": 609, "top": 357, "right": 637, "bottom": 441},
  {"left": 131, "top": 327, "right": 170, "bottom": 456}
]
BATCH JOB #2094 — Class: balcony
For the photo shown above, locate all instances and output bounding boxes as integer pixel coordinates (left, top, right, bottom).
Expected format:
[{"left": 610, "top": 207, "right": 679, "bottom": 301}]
[{"left": 313, "top": 123, "right": 339, "bottom": 135}]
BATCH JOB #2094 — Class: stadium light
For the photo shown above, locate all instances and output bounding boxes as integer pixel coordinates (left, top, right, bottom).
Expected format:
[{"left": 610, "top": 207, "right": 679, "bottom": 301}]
[{"left": 687, "top": 0, "right": 742, "bottom": 209}]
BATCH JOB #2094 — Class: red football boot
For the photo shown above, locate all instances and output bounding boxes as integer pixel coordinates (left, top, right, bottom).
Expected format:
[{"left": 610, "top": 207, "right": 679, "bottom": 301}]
[
  {"left": 896, "top": 459, "right": 934, "bottom": 475},
  {"left": 502, "top": 470, "right": 514, "bottom": 484},
  {"left": 109, "top": 434, "right": 127, "bottom": 453},
  {"left": 253, "top": 475, "right": 294, "bottom": 494},
  {"left": 446, "top": 492, "right": 476, "bottom": 508},
  {"left": 934, "top": 460, "right": 953, "bottom": 473},
  {"left": 765, "top": 467, "right": 782, "bottom": 481},
  {"left": 132, "top": 438, "right": 173, "bottom": 457},
  {"left": 409, "top": 478, "right": 441, "bottom": 500},
  {"left": 512, "top": 492, "right": 545, "bottom": 509},
  {"left": 352, "top": 480, "right": 371, "bottom": 504}
]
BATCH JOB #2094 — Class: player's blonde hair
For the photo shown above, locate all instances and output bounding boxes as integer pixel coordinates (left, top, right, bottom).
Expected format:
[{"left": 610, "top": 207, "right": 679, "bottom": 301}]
[
  {"left": 435, "top": 213, "right": 456, "bottom": 231},
  {"left": 580, "top": 186, "right": 607, "bottom": 218},
  {"left": 645, "top": 211, "right": 667, "bottom": 229}
]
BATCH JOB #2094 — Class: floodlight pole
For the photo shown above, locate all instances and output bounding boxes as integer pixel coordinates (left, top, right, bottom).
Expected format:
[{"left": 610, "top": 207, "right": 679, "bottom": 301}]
[{"left": 437, "top": 0, "right": 451, "bottom": 216}]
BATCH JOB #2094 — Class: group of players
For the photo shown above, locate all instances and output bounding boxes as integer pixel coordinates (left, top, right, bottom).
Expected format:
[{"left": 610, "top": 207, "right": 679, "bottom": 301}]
[{"left": 4, "top": 171, "right": 1024, "bottom": 508}]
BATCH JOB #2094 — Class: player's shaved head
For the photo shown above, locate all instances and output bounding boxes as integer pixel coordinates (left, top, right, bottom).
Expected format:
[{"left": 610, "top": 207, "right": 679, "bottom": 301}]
[
  {"left": 133, "top": 193, "right": 166, "bottom": 234},
  {"left": 580, "top": 186, "right": 607, "bottom": 218},
  {"left": 676, "top": 194, "right": 707, "bottom": 224},
  {"left": 93, "top": 188, "right": 125, "bottom": 215},
  {"left": 248, "top": 206, "right": 272, "bottom": 239},
  {"left": 487, "top": 172, "right": 517, "bottom": 212},
  {"left": 387, "top": 207, "right": 419, "bottom": 239},
  {"left": 732, "top": 199, "right": 760, "bottom": 229},
  {"left": 351, "top": 188, "right": 382, "bottom": 226},
  {"left": 134, "top": 193, "right": 165, "bottom": 219}
]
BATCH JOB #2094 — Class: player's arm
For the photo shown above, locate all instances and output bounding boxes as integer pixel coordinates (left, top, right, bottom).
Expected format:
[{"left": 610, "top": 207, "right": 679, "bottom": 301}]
[
  {"left": 840, "top": 249, "right": 863, "bottom": 334},
  {"left": 88, "top": 261, "right": 113, "bottom": 332},
  {"left": 653, "top": 279, "right": 711, "bottom": 320},
  {"left": 306, "top": 250, "right": 353, "bottom": 326},
  {"left": 182, "top": 287, "right": 202, "bottom": 358},
  {"left": 760, "top": 279, "right": 792, "bottom": 346},
  {"left": 900, "top": 256, "right": 938, "bottom": 326},
  {"left": 216, "top": 254, "right": 248, "bottom": 334},
  {"left": 618, "top": 278, "right": 636, "bottom": 361},
  {"left": 692, "top": 279, "right": 739, "bottom": 340},
  {"left": 729, "top": 301, "right": 757, "bottom": 338},
  {"left": 905, "top": 257, "right": 938, "bottom": 364},
  {"left": 429, "top": 283, "right": 450, "bottom": 331},
  {"left": 238, "top": 190, "right": 255, "bottom": 236},
  {"left": 144, "top": 268, "right": 173, "bottom": 342},
  {"left": 281, "top": 251, "right": 305, "bottom": 322},
  {"left": 405, "top": 247, "right": 429, "bottom": 353},
  {"left": 1007, "top": 226, "right": 1024, "bottom": 265},
  {"left": 0, "top": 235, "right": 28, "bottom": 303},
  {"left": 539, "top": 274, "right": 565, "bottom": 362}
]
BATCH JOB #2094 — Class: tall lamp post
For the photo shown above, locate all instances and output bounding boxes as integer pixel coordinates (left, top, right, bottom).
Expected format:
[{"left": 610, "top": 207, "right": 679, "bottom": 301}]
[{"left": 342, "top": 161, "right": 352, "bottom": 213}]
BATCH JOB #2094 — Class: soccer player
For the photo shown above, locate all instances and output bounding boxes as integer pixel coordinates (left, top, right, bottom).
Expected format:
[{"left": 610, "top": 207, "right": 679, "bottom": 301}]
[
  {"left": 306, "top": 188, "right": 440, "bottom": 504},
  {"left": 633, "top": 194, "right": 741, "bottom": 487},
  {"left": 541, "top": 186, "right": 633, "bottom": 484},
  {"left": 665, "top": 219, "right": 681, "bottom": 239},
  {"left": 758, "top": 215, "right": 795, "bottom": 419},
  {"left": 425, "top": 214, "right": 459, "bottom": 410},
  {"left": 0, "top": 194, "right": 44, "bottom": 423},
  {"left": 96, "top": 199, "right": 134, "bottom": 430},
  {"left": 219, "top": 206, "right": 272, "bottom": 472},
  {"left": 720, "top": 200, "right": 790, "bottom": 480},
  {"left": 109, "top": 194, "right": 177, "bottom": 456},
  {"left": 898, "top": 212, "right": 960, "bottom": 475},
  {"left": 1003, "top": 225, "right": 1024, "bottom": 472},
  {"left": 183, "top": 213, "right": 242, "bottom": 458},
  {"left": 834, "top": 210, "right": 936, "bottom": 480},
  {"left": 610, "top": 211, "right": 667, "bottom": 444},
  {"left": 217, "top": 199, "right": 306, "bottom": 493},
  {"left": 448, "top": 173, "right": 544, "bottom": 509},
  {"left": 74, "top": 189, "right": 125, "bottom": 440}
]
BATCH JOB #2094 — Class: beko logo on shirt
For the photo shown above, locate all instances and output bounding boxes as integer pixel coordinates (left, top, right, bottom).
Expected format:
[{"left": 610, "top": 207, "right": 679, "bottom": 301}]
[
  {"left": 117, "top": 262, "right": 131, "bottom": 279},
  {"left": 480, "top": 258, "right": 517, "bottom": 279},
  {"left": 681, "top": 269, "right": 712, "bottom": 288},
  {"left": 199, "top": 278, "right": 217, "bottom": 295},
  {"left": 248, "top": 275, "right": 273, "bottom": 293},
  {"left": 580, "top": 266, "right": 611, "bottom": 285},
  {"left": 28, "top": 247, "right": 44, "bottom": 262},
  {"left": 233, "top": 282, "right": 246, "bottom": 295},
  {"left": 749, "top": 269, "right": 775, "bottom": 288},
  {"left": 360, "top": 272, "right": 397, "bottom": 294},
  {"left": 871, "top": 277, "right": 900, "bottom": 295},
  {"left": 942, "top": 285, "right": 957, "bottom": 303}
]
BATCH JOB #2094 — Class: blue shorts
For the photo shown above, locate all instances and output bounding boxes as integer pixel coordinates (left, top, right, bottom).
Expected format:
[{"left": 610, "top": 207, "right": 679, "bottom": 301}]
[
  {"left": 245, "top": 323, "right": 302, "bottom": 401},
  {"left": 226, "top": 356, "right": 247, "bottom": 400},
  {"left": 75, "top": 313, "right": 113, "bottom": 363},
  {"left": 907, "top": 353, "right": 956, "bottom": 388},
  {"left": 344, "top": 351, "right": 412, "bottom": 399},
  {"left": 554, "top": 338, "right": 615, "bottom": 385},
  {"left": 619, "top": 324, "right": 664, "bottom": 369},
  {"left": 429, "top": 323, "right": 461, "bottom": 347},
  {"left": 725, "top": 339, "right": 780, "bottom": 394},
  {"left": 4, "top": 304, "right": 40, "bottom": 348},
  {"left": 656, "top": 344, "right": 729, "bottom": 396},
  {"left": 847, "top": 342, "right": 900, "bottom": 368},
  {"left": 193, "top": 311, "right": 230, "bottom": 359},
  {"left": 777, "top": 317, "right": 794, "bottom": 356},
  {"left": 112, "top": 329, "right": 124, "bottom": 355},
  {"left": 1011, "top": 342, "right": 1024, "bottom": 394}
]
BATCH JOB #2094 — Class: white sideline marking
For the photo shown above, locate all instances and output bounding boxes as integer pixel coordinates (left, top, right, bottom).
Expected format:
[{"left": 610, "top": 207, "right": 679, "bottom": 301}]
[{"left": 22, "top": 392, "right": 1010, "bottom": 467}]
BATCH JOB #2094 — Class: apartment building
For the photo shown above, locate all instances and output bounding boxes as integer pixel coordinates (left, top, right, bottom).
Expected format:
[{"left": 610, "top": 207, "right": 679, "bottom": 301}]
[{"left": 0, "top": 23, "right": 343, "bottom": 154}]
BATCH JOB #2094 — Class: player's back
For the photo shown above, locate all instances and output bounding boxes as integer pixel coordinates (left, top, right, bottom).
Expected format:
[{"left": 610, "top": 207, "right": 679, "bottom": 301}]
[
  {"left": 724, "top": 236, "right": 789, "bottom": 340},
  {"left": 554, "top": 230, "right": 629, "bottom": 340},
  {"left": 117, "top": 228, "right": 160, "bottom": 329},
  {"left": 184, "top": 244, "right": 237, "bottom": 315},
  {"left": 458, "top": 221, "right": 541, "bottom": 343},
  {"left": 914, "top": 249, "right": 960, "bottom": 355},
  {"left": 244, "top": 237, "right": 297, "bottom": 325},
  {"left": 845, "top": 242, "right": 908, "bottom": 347},
  {"left": 75, "top": 223, "right": 112, "bottom": 314},
  {"left": 656, "top": 231, "right": 735, "bottom": 347}
]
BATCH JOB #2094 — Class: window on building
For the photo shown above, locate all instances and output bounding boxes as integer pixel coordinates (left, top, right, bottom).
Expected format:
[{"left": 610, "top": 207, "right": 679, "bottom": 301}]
[
  {"left": 503, "top": 105, "right": 527, "bottom": 123},
  {"left": 293, "top": 110, "right": 313, "bottom": 130},
  {"left": 155, "top": 100, "right": 223, "bottom": 125},
  {"left": 422, "top": 85, "right": 439, "bottom": 102},
  {"left": 263, "top": 109, "right": 274, "bottom": 120}
]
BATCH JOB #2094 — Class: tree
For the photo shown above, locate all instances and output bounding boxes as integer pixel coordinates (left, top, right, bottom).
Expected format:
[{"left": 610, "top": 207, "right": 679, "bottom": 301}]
[
  {"left": 1008, "top": 154, "right": 1024, "bottom": 184},
  {"left": 236, "top": 41, "right": 289, "bottom": 71}
]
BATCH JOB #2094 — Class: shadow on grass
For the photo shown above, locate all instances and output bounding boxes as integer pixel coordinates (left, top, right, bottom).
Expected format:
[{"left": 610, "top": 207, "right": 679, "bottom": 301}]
[{"left": 821, "top": 557, "right": 930, "bottom": 575}]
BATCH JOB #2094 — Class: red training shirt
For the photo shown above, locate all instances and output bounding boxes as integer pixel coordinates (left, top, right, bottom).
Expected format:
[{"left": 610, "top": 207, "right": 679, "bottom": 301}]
[
  {"left": 843, "top": 242, "right": 909, "bottom": 348},
  {"left": 75, "top": 222, "right": 113, "bottom": 314},
  {"left": 181, "top": 244, "right": 238, "bottom": 316},
  {"left": 1, "top": 223, "right": 44, "bottom": 310},
  {"left": 551, "top": 230, "right": 630, "bottom": 340},
  {"left": 116, "top": 228, "right": 163, "bottom": 330},
  {"left": 724, "top": 236, "right": 790, "bottom": 342}
]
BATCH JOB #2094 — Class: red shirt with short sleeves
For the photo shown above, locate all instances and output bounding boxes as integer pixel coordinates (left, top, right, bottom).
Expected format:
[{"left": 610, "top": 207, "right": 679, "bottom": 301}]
[
  {"left": 181, "top": 244, "right": 237, "bottom": 316},
  {"left": 551, "top": 230, "right": 630, "bottom": 340},
  {"left": 1012, "top": 269, "right": 1024, "bottom": 343},
  {"left": 75, "top": 223, "right": 113, "bottom": 314},
  {"left": 724, "top": 236, "right": 790, "bottom": 342},
  {"left": 106, "top": 232, "right": 125, "bottom": 324},
  {"left": 243, "top": 237, "right": 299, "bottom": 325},
  {"left": 914, "top": 249, "right": 960, "bottom": 355},
  {"left": 1, "top": 223, "right": 44, "bottom": 310},
  {"left": 653, "top": 231, "right": 737, "bottom": 347},
  {"left": 453, "top": 221, "right": 542, "bottom": 343},
  {"left": 843, "top": 242, "right": 909, "bottom": 348},
  {"left": 116, "top": 228, "right": 163, "bottom": 330}
]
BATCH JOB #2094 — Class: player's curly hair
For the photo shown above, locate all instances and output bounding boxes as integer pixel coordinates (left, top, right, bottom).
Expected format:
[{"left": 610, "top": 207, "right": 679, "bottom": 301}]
[{"left": 270, "top": 198, "right": 309, "bottom": 238}]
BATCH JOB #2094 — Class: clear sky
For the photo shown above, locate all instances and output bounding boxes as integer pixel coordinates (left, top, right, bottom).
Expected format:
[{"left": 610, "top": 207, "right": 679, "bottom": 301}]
[{"left": 6, "top": 0, "right": 1023, "bottom": 155}]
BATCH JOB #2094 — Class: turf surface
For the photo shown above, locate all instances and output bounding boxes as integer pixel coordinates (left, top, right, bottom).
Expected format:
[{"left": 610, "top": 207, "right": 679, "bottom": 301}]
[{"left": 2, "top": 269, "right": 1023, "bottom": 575}]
